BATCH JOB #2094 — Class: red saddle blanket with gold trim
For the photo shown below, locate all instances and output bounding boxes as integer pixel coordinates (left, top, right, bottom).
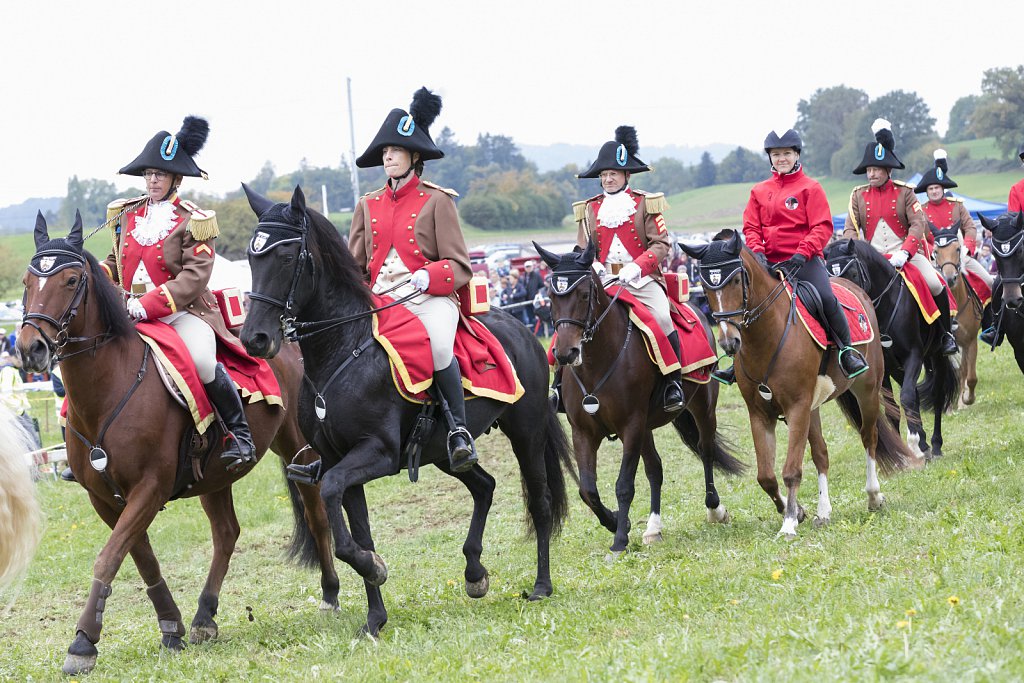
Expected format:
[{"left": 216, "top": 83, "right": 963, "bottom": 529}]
[
  {"left": 789, "top": 281, "right": 874, "bottom": 349},
  {"left": 963, "top": 270, "right": 992, "bottom": 309}
]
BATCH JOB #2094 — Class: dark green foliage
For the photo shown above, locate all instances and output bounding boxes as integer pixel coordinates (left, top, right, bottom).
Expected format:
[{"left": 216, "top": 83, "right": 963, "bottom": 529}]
[
  {"left": 717, "top": 147, "right": 767, "bottom": 184},
  {"left": 59, "top": 176, "right": 121, "bottom": 229},
  {"left": 972, "top": 65, "right": 1024, "bottom": 158},
  {"left": 796, "top": 86, "right": 869, "bottom": 176},
  {"left": 946, "top": 95, "right": 981, "bottom": 143},
  {"left": 694, "top": 151, "right": 717, "bottom": 188}
]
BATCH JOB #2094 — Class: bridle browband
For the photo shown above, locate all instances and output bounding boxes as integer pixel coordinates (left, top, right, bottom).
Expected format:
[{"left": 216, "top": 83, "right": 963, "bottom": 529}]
[
  {"left": 700, "top": 257, "right": 791, "bottom": 331},
  {"left": 546, "top": 269, "right": 623, "bottom": 343},
  {"left": 992, "top": 227, "right": 1024, "bottom": 287}
]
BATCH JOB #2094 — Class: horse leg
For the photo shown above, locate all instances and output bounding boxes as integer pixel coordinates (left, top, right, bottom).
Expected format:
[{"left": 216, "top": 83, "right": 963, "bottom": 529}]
[
  {"left": 849, "top": 379, "right": 886, "bottom": 510},
  {"left": 608, "top": 429, "right": 645, "bottom": 557},
  {"left": 882, "top": 373, "right": 900, "bottom": 431},
  {"left": 435, "top": 461, "right": 496, "bottom": 598},
  {"left": 750, "top": 413, "right": 785, "bottom": 515},
  {"left": 961, "top": 336, "right": 978, "bottom": 407},
  {"left": 640, "top": 431, "right": 664, "bottom": 544},
  {"left": 899, "top": 353, "right": 928, "bottom": 459},
  {"left": 930, "top": 358, "right": 946, "bottom": 460},
  {"left": 187, "top": 489, "right": 240, "bottom": 644},
  {"left": 778, "top": 407, "right": 811, "bottom": 539},
  {"left": 686, "top": 384, "right": 730, "bottom": 524},
  {"left": 808, "top": 409, "right": 831, "bottom": 527},
  {"left": 63, "top": 488, "right": 167, "bottom": 676},
  {"left": 341, "top": 485, "right": 388, "bottom": 637},
  {"left": 573, "top": 429, "right": 617, "bottom": 533}
]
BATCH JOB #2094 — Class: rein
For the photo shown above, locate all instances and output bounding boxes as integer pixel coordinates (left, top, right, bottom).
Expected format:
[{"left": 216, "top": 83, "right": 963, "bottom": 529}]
[{"left": 549, "top": 274, "right": 625, "bottom": 343}]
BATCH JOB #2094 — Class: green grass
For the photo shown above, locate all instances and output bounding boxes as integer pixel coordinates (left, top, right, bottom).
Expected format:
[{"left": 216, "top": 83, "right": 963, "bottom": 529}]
[
  {"left": 4, "top": 344, "right": 1024, "bottom": 680},
  {"left": 944, "top": 137, "right": 1003, "bottom": 161}
]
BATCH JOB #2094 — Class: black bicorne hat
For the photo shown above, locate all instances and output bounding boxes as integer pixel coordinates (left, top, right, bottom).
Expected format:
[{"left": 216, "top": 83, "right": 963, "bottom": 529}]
[
  {"left": 914, "top": 149, "right": 958, "bottom": 193},
  {"left": 1018, "top": 141, "right": 1024, "bottom": 162},
  {"left": 577, "top": 126, "right": 651, "bottom": 179},
  {"left": 119, "top": 116, "right": 210, "bottom": 178},
  {"left": 853, "top": 118, "right": 905, "bottom": 174},
  {"left": 355, "top": 87, "right": 444, "bottom": 169},
  {"left": 763, "top": 129, "right": 802, "bottom": 154}
]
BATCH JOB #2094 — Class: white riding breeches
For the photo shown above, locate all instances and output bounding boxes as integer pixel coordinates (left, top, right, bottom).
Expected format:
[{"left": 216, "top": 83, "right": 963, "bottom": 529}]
[
  {"left": 165, "top": 311, "right": 217, "bottom": 383},
  {"left": 401, "top": 293, "right": 458, "bottom": 370},
  {"left": 621, "top": 279, "right": 674, "bottom": 335},
  {"left": 909, "top": 252, "right": 945, "bottom": 296},
  {"left": 963, "top": 254, "right": 995, "bottom": 288}
]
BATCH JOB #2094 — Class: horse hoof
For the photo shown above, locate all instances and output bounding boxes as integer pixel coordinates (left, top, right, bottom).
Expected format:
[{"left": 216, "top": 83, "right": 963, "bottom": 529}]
[
  {"left": 707, "top": 506, "right": 731, "bottom": 524},
  {"left": 319, "top": 600, "right": 341, "bottom": 612},
  {"left": 796, "top": 506, "right": 807, "bottom": 523},
  {"left": 813, "top": 515, "right": 830, "bottom": 528},
  {"left": 604, "top": 549, "right": 624, "bottom": 563},
  {"left": 189, "top": 624, "right": 218, "bottom": 644},
  {"left": 62, "top": 653, "right": 97, "bottom": 676},
  {"left": 366, "top": 552, "right": 388, "bottom": 587},
  {"left": 867, "top": 493, "right": 885, "bottom": 511},
  {"left": 777, "top": 517, "right": 799, "bottom": 539},
  {"left": 642, "top": 531, "right": 663, "bottom": 545},
  {"left": 161, "top": 634, "right": 186, "bottom": 651},
  {"left": 466, "top": 572, "right": 490, "bottom": 599}
]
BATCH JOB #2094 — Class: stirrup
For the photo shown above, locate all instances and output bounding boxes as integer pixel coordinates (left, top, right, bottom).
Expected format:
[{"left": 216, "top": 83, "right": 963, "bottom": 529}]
[
  {"left": 711, "top": 365, "right": 736, "bottom": 386},
  {"left": 979, "top": 327, "right": 1001, "bottom": 347},
  {"left": 60, "top": 467, "right": 76, "bottom": 482},
  {"left": 286, "top": 459, "right": 323, "bottom": 486},
  {"left": 447, "top": 427, "right": 478, "bottom": 473},
  {"left": 838, "top": 346, "right": 868, "bottom": 379},
  {"left": 940, "top": 332, "right": 959, "bottom": 356},
  {"left": 663, "top": 381, "right": 685, "bottom": 412},
  {"left": 220, "top": 433, "right": 256, "bottom": 473}
]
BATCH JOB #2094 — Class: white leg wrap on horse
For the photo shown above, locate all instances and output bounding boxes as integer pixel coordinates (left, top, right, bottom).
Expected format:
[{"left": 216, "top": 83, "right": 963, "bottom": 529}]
[
  {"left": 778, "top": 516, "right": 798, "bottom": 537},
  {"left": 643, "top": 513, "right": 663, "bottom": 543},
  {"left": 865, "top": 451, "right": 884, "bottom": 508},
  {"left": 816, "top": 472, "right": 832, "bottom": 521}
]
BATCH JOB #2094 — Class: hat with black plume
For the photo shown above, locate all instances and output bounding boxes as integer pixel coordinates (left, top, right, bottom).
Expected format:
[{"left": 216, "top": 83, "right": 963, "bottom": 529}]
[
  {"left": 355, "top": 87, "right": 445, "bottom": 168},
  {"left": 119, "top": 116, "right": 210, "bottom": 178},
  {"left": 914, "top": 149, "right": 958, "bottom": 193},
  {"left": 577, "top": 125, "right": 651, "bottom": 179},
  {"left": 852, "top": 118, "right": 905, "bottom": 174}
]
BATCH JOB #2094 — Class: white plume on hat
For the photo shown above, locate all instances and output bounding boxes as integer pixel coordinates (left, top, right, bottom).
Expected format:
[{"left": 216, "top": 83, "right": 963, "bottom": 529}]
[{"left": 871, "top": 118, "right": 892, "bottom": 135}]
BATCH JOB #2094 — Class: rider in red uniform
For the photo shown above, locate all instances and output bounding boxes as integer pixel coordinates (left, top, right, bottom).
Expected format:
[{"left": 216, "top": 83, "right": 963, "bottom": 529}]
[
  {"left": 982, "top": 141, "right": 1024, "bottom": 346},
  {"left": 713, "top": 129, "right": 868, "bottom": 384},
  {"left": 1007, "top": 142, "right": 1024, "bottom": 213}
]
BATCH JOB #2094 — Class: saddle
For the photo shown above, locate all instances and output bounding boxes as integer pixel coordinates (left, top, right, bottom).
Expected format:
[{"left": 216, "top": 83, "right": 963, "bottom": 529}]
[{"left": 786, "top": 280, "right": 874, "bottom": 350}]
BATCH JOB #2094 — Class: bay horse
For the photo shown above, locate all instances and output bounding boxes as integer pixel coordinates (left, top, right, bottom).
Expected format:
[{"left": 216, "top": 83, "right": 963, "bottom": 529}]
[
  {"left": 238, "top": 186, "right": 574, "bottom": 637},
  {"left": 930, "top": 223, "right": 984, "bottom": 408},
  {"left": 0, "top": 407, "right": 40, "bottom": 592},
  {"left": 535, "top": 241, "right": 744, "bottom": 556},
  {"left": 823, "top": 238, "right": 959, "bottom": 459},
  {"left": 17, "top": 214, "right": 338, "bottom": 676},
  {"left": 980, "top": 211, "right": 1024, "bottom": 374},
  {"left": 681, "top": 230, "right": 917, "bottom": 538}
]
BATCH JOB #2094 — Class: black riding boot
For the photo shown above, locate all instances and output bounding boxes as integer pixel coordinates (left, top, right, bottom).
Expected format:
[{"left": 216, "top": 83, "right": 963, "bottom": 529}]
[
  {"left": 934, "top": 292, "right": 959, "bottom": 356},
  {"left": 824, "top": 299, "right": 868, "bottom": 379},
  {"left": 663, "top": 332, "right": 685, "bottom": 412},
  {"left": 60, "top": 467, "right": 76, "bottom": 482},
  {"left": 434, "top": 358, "right": 478, "bottom": 473},
  {"left": 204, "top": 363, "right": 256, "bottom": 472},
  {"left": 980, "top": 284, "right": 1004, "bottom": 347},
  {"left": 549, "top": 365, "right": 565, "bottom": 414},
  {"left": 711, "top": 363, "right": 736, "bottom": 385}
]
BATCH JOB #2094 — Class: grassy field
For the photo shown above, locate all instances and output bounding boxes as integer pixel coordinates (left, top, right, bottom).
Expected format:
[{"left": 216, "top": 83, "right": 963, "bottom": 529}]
[{"left": 3, "top": 341, "right": 1023, "bottom": 681}]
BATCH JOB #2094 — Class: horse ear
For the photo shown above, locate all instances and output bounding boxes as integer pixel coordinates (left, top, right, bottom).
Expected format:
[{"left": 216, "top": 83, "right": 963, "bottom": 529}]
[
  {"left": 678, "top": 241, "right": 709, "bottom": 260},
  {"left": 978, "top": 213, "right": 995, "bottom": 231},
  {"left": 290, "top": 185, "right": 307, "bottom": 216},
  {"left": 533, "top": 241, "right": 560, "bottom": 270},
  {"left": 241, "top": 183, "right": 275, "bottom": 218},
  {"left": 951, "top": 219, "right": 961, "bottom": 234},
  {"left": 725, "top": 230, "right": 742, "bottom": 256},
  {"left": 67, "top": 210, "right": 84, "bottom": 250},
  {"left": 927, "top": 219, "right": 939, "bottom": 236},
  {"left": 1016, "top": 210, "right": 1024, "bottom": 231},
  {"left": 579, "top": 238, "right": 596, "bottom": 267},
  {"left": 33, "top": 211, "right": 49, "bottom": 249}
]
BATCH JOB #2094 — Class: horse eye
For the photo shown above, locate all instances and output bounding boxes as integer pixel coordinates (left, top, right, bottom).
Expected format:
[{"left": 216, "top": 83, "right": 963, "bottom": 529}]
[{"left": 66, "top": 276, "right": 78, "bottom": 287}]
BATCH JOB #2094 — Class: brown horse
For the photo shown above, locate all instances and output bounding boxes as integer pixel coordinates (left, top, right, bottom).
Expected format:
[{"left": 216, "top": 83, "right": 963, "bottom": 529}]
[
  {"left": 0, "top": 407, "right": 40, "bottom": 592},
  {"left": 930, "top": 224, "right": 984, "bottom": 408},
  {"left": 17, "top": 214, "right": 337, "bottom": 676},
  {"left": 680, "top": 230, "right": 918, "bottom": 538},
  {"left": 536, "top": 241, "right": 744, "bottom": 556}
]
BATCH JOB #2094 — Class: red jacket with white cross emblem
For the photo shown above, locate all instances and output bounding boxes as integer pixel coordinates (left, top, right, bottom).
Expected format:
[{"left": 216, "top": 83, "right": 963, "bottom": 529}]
[{"left": 743, "top": 166, "right": 834, "bottom": 263}]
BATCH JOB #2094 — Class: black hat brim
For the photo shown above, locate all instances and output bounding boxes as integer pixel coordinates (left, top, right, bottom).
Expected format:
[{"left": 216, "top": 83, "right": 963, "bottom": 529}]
[
  {"left": 852, "top": 141, "right": 904, "bottom": 174},
  {"left": 577, "top": 140, "right": 651, "bottom": 179},
  {"left": 356, "top": 108, "right": 444, "bottom": 168},
  {"left": 119, "top": 131, "right": 207, "bottom": 178},
  {"left": 914, "top": 168, "right": 958, "bottom": 193}
]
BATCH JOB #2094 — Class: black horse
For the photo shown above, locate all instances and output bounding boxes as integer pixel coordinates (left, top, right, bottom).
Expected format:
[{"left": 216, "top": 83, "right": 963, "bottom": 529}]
[
  {"left": 238, "top": 186, "right": 574, "bottom": 637},
  {"left": 824, "top": 239, "right": 959, "bottom": 459},
  {"left": 980, "top": 211, "right": 1024, "bottom": 373}
]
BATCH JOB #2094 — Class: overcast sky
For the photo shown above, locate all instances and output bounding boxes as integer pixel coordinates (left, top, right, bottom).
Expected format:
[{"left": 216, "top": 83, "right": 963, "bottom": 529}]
[{"left": 1, "top": 0, "right": 1019, "bottom": 208}]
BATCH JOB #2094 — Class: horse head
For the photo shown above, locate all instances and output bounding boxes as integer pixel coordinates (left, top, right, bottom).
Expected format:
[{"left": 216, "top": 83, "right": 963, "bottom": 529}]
[
  {"left": 981, "top": 211, "right": 1024, "bottom": 309},
  {"left": 823, "top": 239, "right": 870, "bottom": 290},
  {"left": 679, "top": 229, "right": 748, "bottom": 356},
  {"left": 18, "top": 211, "right": 90, "bottom": 371},
  {"left": 240, "top": 184, "right": 316, "bottom": 358},
  {"left": 534, "top": 239, "right": 602, "bottom": 366},
  {"left": 930, "top": 220, "right": 963, "bottom": 287}
]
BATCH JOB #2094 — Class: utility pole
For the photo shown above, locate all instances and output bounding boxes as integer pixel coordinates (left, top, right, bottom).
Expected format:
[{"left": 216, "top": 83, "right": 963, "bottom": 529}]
[{"left": 347, "top": 77, "right": 360, "bottom": 211}]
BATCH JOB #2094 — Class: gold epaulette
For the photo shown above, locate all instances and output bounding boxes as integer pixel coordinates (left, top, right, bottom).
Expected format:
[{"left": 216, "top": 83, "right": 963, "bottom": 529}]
[
  {"left": 179, "top": 199, "right": 220, "bottom": 241},
  {"left": 572, "top": 200, "right": 588, "bottom": 222},
  {"left": 642, "top": 191, "right": 667, "bottom": 215},
  {"left": 892, "top": 179, "right": 913, "bottom": 189},
  {"left": 948, "top": 195, "right": 964, "bottom": 203},
  {"left": 421, "top": 180, "right": 460, "bottom": 197},
  {"left": 850, "top": 184, "right": 869, "bottom": 193},
  {"left": 106, "top": 194, "right": 146, "bottom": 227}
]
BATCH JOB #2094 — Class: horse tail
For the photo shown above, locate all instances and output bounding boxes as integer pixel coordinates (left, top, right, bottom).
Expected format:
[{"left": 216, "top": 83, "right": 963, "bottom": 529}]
[
  {"left": 916, "top": 354, "right": 961, "bottom": 414},
  {"left": 671, "top": 410, "right": 747, "bottom": 475},
  {"left": 835, "top": 391, "right": 914, "bottom": 474},
  {"left": 281, "top": 463, "right": 323, "bottom": 568},
  {"left": 530, "top": 407, "right": 576, "bottom": 537},
  {"left": 0, "top": 408, "right": 41, "bottom": 590}
]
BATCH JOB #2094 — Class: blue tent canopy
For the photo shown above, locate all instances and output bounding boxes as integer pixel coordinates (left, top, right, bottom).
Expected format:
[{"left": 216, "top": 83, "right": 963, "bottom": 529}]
[{"left": 831, "top": 172, "right": 1009, "bottom": 233}]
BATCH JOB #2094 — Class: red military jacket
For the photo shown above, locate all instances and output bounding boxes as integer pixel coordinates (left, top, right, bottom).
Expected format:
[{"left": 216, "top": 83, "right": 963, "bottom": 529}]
[
  {"left": 1008, "top": 178, "right": 1024, "bottom": 213},
  {"left": 844, "top": 179, "right": 927, "bottom": 256},
  {"left": 349, "top": 175, "right": 471, "bottom": 297},
  {"left": 742, "top": 166, "right": 833, "bottom": 262},
  {"left": 101, "top": 194, "right": 234, "bottom": 339},
  {"left": 573, "top": 188, "right": 669, "bottom": 278},
  {"left": 922, "top": 196, "right": 978, "bottom": 254}
]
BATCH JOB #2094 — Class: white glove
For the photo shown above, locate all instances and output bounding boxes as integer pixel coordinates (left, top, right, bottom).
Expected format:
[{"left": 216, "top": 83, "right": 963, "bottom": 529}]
[
  {"left": 126, "top": 297, "right": 148, "bottom": 321},
  {"left": 619, "top": 262, "right": 642, "bottom": 285},
  {"left": 889, "top": 250, "right": 910, "bottom": 269},
  {"left": 592, "top": 261, "right": 606, "bottom": 277},
  {"left": 410, "top": 269, "right": 430, "bottom": 292}
]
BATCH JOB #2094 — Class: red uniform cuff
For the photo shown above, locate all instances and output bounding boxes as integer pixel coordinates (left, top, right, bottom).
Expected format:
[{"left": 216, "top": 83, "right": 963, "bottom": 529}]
[
  {"left": 901, "top": 236, "right": 920, "bottom": 257},
  {"left": 423, "top": 260, "right": 456, "bottom": 296},
  {"left": 964, "top": 237, "right": 976, "bottom": 256},
  {"left": 140, "top": 287, "right": 175, "bottom": 318},
  {"left": 637, "top": 250, "right": 658, "bottom": 277}
]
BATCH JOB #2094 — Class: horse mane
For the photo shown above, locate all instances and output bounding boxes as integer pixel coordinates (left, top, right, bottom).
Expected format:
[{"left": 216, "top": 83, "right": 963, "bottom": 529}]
[
  {"left": 84, "top": 251, "right": 135, "bottom": 338},
  {"left": 304, "top": 208, "right": 372, "bottom": 310}
]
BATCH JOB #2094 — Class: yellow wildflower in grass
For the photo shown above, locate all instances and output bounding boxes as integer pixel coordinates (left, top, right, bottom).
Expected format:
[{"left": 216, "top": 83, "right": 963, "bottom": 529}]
[
  {"left": 729, "top": 599, "right": 740, "bottom": 605},
  {"left": 71, "top": 523, "right": 78, "bottom": 530},
  {"left": 948, "top": 595, "right": 960, "bottom": 607},
  {"left": 905, "top": 608, "right": 917, "bottom": 617},
  {"left": 771, "top": 569, "right": 783, "bottom": 581},
  {"left": 897, "top": 620, "right": 910, "bottom": 629}
]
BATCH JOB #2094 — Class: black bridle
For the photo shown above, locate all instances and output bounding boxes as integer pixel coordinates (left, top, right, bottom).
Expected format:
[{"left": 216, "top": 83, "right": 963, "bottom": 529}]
[
  {"left": 546, "top": 270, "right": 623, "bottom": 343},
  {"left": 992, "top": 227, "right": 1024, "bottom": 288},
  {"left": 22, "top": 250, "right": 114, "bottom": 361}
]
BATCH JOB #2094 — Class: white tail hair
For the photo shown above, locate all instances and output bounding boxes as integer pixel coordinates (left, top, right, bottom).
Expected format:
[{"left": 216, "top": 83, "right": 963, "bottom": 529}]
[{"left": 0, "top": 406, "right": 41, "bottom": 593}]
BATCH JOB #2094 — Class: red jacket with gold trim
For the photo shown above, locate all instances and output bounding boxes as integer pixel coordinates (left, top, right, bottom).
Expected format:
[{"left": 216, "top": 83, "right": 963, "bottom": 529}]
[
  {"left": 349, "top": 175, "right": 471, "bottom": 297},
  {"left": 573, "top": 188, "right": 669, "bottom": 278},
  {"left": 844, "top": 179, "right": 927, "bottom": 256},
  {"left": 922, "top": 196, "right": 978, "bottom": 255}
]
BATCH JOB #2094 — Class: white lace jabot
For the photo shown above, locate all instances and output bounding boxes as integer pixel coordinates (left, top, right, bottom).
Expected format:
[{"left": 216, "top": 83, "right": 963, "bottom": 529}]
[
  {"left": 131, "top": 200, "right": 178, "bottom": 246},
  {"left": 596, "top": 189, "right": 636, "bottom": 228}
]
